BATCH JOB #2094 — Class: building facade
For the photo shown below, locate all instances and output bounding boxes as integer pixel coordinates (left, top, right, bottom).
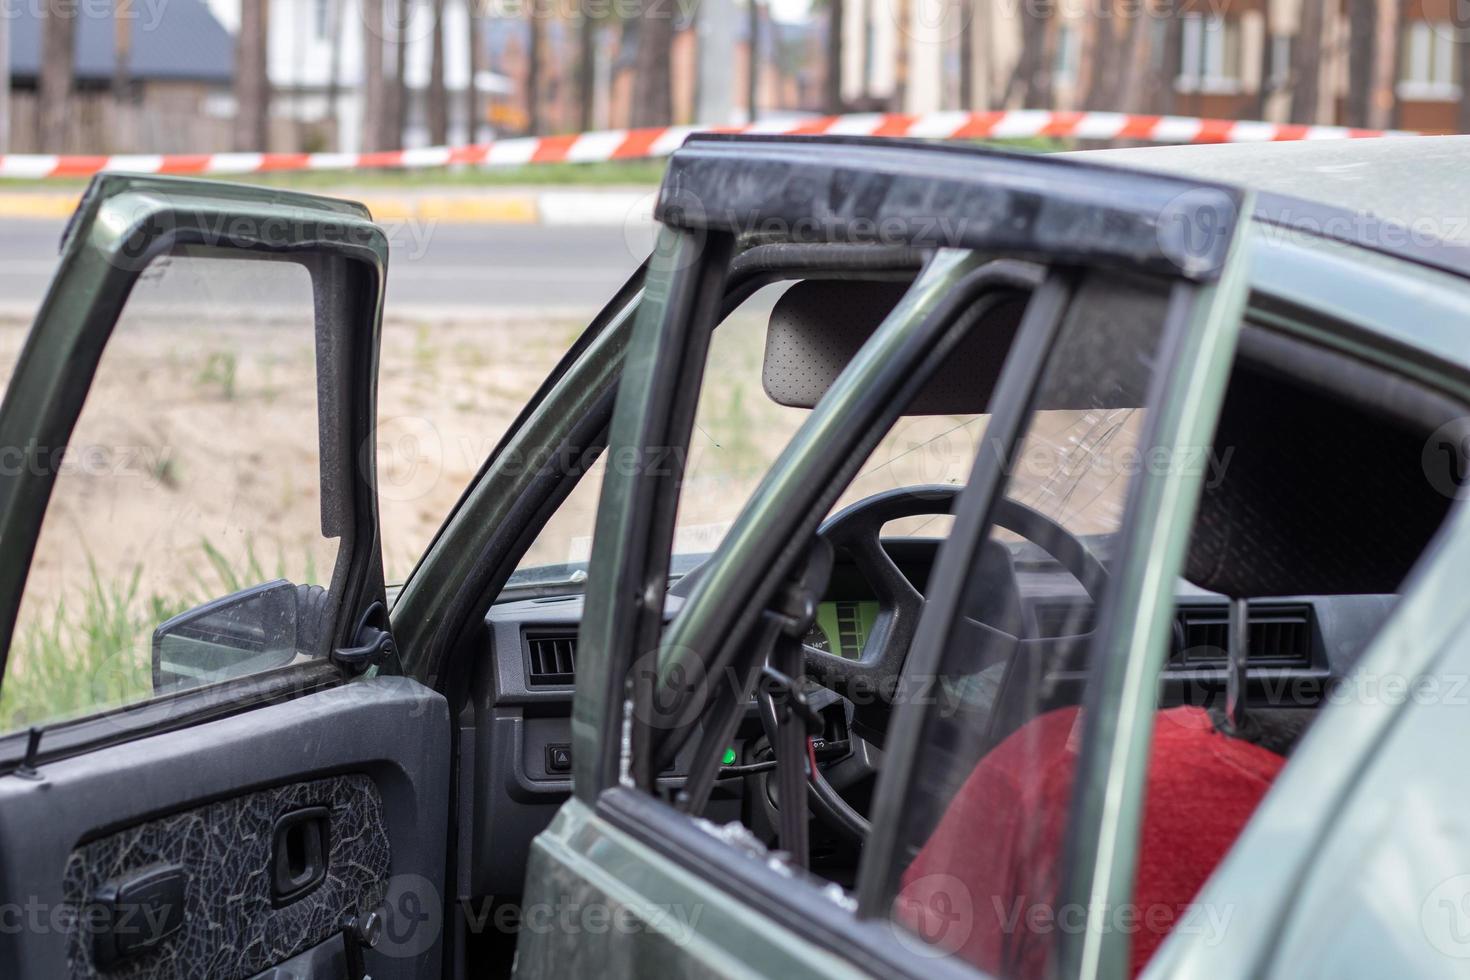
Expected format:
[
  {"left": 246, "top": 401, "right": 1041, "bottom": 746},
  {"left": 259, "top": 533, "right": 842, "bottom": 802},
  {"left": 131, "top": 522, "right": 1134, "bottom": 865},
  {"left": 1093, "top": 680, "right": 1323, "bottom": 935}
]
[{"left": 845, "top": 0, "right": 1465, "bottom": 133}]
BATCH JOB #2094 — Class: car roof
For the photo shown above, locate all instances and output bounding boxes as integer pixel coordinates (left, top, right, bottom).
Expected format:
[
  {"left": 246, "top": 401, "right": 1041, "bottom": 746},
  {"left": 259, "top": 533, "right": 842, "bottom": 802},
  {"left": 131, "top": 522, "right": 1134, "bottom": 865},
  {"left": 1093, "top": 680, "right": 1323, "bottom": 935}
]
[{"left": 1071, "top": 136, "right": 1470, "bottom": 247}]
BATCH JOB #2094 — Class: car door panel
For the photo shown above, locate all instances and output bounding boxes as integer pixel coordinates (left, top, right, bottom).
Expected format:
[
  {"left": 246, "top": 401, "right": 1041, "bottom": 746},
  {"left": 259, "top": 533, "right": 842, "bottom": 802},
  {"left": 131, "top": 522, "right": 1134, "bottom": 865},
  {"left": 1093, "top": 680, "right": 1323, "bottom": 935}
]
[
  {"left": 0, "top": 676, "right": 448, "bottom": 979},
  {"left": 0, "top": 176, "right": 441, "bottom": 979}
]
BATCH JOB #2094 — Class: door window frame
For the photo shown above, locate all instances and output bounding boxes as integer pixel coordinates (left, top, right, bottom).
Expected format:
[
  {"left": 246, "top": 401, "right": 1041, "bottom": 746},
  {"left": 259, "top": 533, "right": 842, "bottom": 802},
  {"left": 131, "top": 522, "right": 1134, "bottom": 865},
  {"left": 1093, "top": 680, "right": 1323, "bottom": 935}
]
[
  {"left": 0, "top": 174, "right": 390, "bottom": 768},
  {"left": 568, "top": 135, "right": 1254, "bottom": 975}
]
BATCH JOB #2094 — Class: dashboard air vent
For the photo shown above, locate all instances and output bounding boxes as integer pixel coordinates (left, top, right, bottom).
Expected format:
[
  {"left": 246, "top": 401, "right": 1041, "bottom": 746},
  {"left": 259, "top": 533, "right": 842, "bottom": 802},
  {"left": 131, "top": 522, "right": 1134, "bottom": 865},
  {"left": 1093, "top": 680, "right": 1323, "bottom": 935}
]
[
  {"left": 1175, "top": 604, "right": 1313, "bottom": 668},
  {"left": 525, "top": 632, "right": 578, "bottom": 686}
]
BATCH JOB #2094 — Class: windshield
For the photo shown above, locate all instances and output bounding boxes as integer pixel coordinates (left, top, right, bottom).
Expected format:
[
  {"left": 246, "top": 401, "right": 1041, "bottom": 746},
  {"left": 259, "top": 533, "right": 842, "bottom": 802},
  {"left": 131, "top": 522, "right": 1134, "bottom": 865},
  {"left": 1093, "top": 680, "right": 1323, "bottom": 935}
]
[
  {"left": 508, "top": 283, "right": 991, "bottom": 590},
  {"left": 507, "top": 279, "right": 1143, "bottom": 595}
]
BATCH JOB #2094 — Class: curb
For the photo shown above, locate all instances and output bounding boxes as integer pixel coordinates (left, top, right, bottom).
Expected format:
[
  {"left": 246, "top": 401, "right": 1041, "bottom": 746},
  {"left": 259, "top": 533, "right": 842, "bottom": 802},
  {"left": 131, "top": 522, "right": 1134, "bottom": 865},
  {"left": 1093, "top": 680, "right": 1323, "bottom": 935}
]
[
  {"left": 0, "top": 189, "right": 653, "bottom": 227},
  {"left": 0, "top": 193, "right": 81, "bottom": 219}
]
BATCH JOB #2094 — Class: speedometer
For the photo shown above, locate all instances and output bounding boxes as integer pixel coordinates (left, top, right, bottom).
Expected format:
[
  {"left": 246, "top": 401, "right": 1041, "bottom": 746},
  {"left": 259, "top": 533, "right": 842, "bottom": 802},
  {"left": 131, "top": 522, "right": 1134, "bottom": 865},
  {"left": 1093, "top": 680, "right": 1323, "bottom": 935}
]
[
  {"left": 803, "top": 623, "right": 833, "bottom": 654},
  {"left": 807, "top": 600, "right": 880, "bottom": 659}
]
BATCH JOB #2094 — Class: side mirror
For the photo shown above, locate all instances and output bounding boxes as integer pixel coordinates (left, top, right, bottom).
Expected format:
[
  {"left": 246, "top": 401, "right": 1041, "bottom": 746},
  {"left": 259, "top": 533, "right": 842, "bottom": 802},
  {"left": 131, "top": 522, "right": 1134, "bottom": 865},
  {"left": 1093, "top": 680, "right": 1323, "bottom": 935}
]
[{"left": 151, "top": 580, "right": 330, "bottom": 694}]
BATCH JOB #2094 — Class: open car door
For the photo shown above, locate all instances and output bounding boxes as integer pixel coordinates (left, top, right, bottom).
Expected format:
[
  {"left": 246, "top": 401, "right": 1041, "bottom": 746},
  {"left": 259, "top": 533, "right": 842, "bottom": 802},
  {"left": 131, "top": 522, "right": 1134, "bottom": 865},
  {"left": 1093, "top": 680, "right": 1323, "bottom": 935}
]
[
  {"left": 0, "top": 176, "right": 448, "bottom": 979},
  {"left": 518, "top": 136, "right": 1253, "bottom": 980}
]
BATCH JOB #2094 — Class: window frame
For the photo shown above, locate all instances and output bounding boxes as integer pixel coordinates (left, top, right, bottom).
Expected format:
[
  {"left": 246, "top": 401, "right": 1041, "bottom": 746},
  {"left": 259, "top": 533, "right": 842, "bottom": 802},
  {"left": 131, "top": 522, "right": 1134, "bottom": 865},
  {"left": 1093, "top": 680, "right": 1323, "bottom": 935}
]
[
  {"left": 1178, "top": 13, "right": 1244, "bottom": 94},
  {"left": 1398, "top": 21, "right": 1460, "bottom": 101},
  {"left": 0, "top": 175, "right": 390, "bottom": 768}
]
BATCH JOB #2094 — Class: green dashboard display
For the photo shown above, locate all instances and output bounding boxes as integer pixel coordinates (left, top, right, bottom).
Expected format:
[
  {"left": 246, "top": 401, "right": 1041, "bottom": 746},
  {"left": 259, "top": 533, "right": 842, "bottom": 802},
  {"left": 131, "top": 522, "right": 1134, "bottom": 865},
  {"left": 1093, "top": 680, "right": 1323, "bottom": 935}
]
[{"left": 805, "top": 600, "right": 880, "bottom": 660}]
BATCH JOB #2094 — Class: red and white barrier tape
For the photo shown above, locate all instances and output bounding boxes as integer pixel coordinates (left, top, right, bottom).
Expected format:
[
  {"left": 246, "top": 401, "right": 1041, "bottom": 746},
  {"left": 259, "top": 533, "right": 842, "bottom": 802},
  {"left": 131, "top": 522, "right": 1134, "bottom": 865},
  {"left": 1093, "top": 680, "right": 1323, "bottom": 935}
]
[{"left": 0, "top": 110, "right": 1421, "bottom": 180}]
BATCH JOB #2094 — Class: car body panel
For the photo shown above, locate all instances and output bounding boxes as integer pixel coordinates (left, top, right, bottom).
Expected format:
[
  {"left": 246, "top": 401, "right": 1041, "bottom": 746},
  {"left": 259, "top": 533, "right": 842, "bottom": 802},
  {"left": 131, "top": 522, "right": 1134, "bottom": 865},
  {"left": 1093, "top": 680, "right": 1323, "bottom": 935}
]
[
  {"left": 515, "top": 796, "right": 867, "bottom": 980},
  {"left": 1076, "top": 136, "right": 1470, "bottom": 247}
]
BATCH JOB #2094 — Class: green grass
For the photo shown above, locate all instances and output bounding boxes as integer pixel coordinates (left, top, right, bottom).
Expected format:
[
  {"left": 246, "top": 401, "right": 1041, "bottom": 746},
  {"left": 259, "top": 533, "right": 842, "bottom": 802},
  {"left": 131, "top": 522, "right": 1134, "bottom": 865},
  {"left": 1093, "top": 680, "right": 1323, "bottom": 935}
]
[
  {"left": 194, "top": 350, "right": 238, "bottom": 400},
  {"left": 0, "top": 561, "right": 187, "bottom": 734},
  {"left": 0, "top": 539, "right": 321, "bottom": 735}
]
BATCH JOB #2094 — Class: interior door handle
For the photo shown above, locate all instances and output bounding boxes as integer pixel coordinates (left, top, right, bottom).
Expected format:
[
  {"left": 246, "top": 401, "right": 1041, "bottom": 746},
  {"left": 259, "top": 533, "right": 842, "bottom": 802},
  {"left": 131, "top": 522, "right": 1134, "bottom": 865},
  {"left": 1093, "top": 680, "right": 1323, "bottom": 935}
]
[{"left": 271, "top": 806, "right": 330, "bottom": 906}]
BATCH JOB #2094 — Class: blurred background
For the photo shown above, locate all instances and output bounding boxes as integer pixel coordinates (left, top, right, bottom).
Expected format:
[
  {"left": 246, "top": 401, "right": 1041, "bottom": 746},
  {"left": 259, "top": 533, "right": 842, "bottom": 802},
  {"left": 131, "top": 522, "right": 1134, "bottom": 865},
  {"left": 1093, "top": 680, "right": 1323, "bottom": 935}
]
[{"left": 1, "top": 0, "right": 1465, "bottom": 157}]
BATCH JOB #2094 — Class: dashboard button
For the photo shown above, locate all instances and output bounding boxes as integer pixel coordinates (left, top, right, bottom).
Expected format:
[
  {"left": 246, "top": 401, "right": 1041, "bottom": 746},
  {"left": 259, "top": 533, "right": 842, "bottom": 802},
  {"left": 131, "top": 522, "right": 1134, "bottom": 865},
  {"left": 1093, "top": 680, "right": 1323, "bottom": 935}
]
[{"left": 545, "top": 744, "right": 573, "bottom": 774}]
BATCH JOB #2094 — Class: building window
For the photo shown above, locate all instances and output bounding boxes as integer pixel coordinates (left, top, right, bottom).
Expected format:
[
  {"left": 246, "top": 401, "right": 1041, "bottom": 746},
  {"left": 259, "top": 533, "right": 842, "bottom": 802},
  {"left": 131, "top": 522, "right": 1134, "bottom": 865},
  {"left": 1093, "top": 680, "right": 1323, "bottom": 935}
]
[
  {"left": 1399, "top": 21, "right": 1459, "bottom": 100},
  {"left": 314, "top": 0, "right": 332, "bottom": 40},
  {"left": 1269, "top": 35, "right": 1292, "bottom": 90},
  {"left": 1178, "top": 14, "right": 1242, "bottom": 94},
  {"left": 1053, "top": 23, "right": 1080, "bottom": 86}
]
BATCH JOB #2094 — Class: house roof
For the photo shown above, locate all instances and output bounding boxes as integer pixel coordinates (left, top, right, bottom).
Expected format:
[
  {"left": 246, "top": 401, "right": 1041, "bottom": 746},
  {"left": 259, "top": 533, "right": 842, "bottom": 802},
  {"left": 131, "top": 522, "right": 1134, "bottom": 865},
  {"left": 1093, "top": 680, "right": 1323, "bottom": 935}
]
[{"left": 9, "top": 0, "right": 234, "bottom": 85}]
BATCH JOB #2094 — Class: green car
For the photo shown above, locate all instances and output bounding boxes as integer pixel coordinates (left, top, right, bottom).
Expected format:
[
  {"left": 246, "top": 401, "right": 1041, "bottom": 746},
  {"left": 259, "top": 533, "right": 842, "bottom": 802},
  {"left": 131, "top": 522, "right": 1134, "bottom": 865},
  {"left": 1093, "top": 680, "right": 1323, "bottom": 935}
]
[{"left": 0, "top": 133, "right": 1467, "bottom": 980}]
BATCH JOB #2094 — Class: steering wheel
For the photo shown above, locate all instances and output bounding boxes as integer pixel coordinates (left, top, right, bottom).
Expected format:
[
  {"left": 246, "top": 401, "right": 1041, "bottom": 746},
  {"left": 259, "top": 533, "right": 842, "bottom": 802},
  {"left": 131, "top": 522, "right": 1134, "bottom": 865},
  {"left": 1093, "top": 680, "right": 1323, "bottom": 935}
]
[{"left": 804, "top": 485, "right": 1110, "bottom": 715}]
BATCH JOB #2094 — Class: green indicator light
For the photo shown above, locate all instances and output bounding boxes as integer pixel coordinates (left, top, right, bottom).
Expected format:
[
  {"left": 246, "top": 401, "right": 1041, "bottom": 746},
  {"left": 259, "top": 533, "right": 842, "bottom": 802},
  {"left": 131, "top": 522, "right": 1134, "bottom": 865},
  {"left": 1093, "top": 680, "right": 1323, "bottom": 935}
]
[{"left": 721, "top": 747, "right": 737, "bottom": 766}]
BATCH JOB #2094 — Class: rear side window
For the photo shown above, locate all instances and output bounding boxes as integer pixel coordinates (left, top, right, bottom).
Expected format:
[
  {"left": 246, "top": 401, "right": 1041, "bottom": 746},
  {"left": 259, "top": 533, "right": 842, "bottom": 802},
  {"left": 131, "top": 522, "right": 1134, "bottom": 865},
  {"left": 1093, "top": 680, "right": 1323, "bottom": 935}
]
[{"left": 1, "top": 253, "right": 341, "bottom": 732}]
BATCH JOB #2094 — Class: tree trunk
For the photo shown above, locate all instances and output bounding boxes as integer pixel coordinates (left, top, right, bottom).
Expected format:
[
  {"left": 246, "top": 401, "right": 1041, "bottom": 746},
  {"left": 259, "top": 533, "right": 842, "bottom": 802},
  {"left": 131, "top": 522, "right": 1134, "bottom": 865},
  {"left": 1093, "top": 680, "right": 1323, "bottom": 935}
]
[
  {"left": 39, "top": 0, "right": 76, "bottom": 151},
  {"left": 526, "top": 12, "right": 542, "bottom": 133},
  {"left": 0, "top": 2, "right": 8, "bottom": 152},
  {"left": 826, "top": 0, "right": 845, "bottom": 113},
  {"left": 1381, "top": 0, "right": 1405, "bottom": 128},
  {"left": 113, "top": 0, "right": 132, "bottom": 106},
  {"left": 1113, "top": 0, "right": 1155, "bottom": 113},
  {"left": 745, "top": 0, "right": 759, "bottom": 122},
  {"left": 327, "top": 0, "right": 344, "bottom": 148},
  {"left": 1253, "top": 5, "right": 1273, "bottom": 119},
  {"left": 1084, "top": 3, "right": 1126, "bottom": 110},
  {"left": 464, "top": 0, "right": 482, "bottom": 141},
  {"left": 1288, "top": 0, "right": 1324, "bottom": 124},
  {"left": 428, "top": 0, "right": 448, "bottom": 143},
  {"left": 579, "top": 12, "right": 597, "bottom": 131},
  {"left": 1160, "top": 6, "right": 1185, "bottom": 115},
  {"left": 362, "top": 0, "right": 387, "bottom": 149},
  {"left": 634, "top": 3, "right": 675, "bottom": 126},
  {"left": 1346, "top": 0, "right": 1375, "bottom": 127},
  {"left": 891, "top": 0, "right": 907, "bottom": 110},
  {"left": 234, "top": 0, "right": 270, "bottom": 150},
  {"left": 392, "top": 0, "right": 410, "bottom": 144},
  {"left": 1006, "top": 0, "right": 1052, "bottom": 109},
  {"left": 1457, "top": 5, "right": 1470, "bottom": 133}
]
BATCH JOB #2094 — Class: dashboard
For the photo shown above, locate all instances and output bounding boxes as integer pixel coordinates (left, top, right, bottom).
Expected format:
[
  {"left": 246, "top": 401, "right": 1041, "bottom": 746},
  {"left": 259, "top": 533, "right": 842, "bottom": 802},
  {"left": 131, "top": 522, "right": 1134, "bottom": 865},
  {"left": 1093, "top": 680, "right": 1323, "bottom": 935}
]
[{"left": 465, "top": 536, "right": 1398, "bottom": 903}]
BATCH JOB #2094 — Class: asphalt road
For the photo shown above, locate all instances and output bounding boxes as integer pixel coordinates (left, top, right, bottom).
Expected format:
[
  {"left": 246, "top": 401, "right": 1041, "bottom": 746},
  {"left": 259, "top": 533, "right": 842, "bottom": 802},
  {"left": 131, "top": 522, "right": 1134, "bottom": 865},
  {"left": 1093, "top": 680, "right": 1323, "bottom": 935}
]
[{"left": 0, "top": 218, "right": 658, "bottom": 320}]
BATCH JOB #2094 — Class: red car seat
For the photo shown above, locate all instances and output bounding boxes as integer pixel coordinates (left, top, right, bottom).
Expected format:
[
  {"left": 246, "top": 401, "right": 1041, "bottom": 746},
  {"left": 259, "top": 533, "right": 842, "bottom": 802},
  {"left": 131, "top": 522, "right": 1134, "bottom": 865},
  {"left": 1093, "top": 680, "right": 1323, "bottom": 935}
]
[{"left": 896, "top": 705, "right": 1284, "bottom": 978}]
